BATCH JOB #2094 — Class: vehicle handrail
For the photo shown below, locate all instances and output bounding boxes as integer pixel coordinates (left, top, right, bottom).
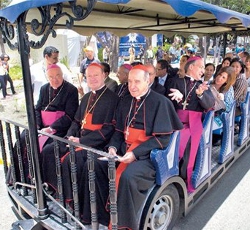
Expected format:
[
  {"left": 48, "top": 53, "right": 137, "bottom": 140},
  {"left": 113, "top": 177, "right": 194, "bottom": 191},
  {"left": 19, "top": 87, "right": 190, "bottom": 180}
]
[
  {"left": 192, "top": 110, "right": 214, "bottom": 188},
  {"left": 219, "top": 102, "right": 236, "bottom": 163},
  {"left": 237, "top": 91, "right": 250, "bottom": 146},
  {"left": 150, "top": 131, "right": 180, "bottom": 186}
]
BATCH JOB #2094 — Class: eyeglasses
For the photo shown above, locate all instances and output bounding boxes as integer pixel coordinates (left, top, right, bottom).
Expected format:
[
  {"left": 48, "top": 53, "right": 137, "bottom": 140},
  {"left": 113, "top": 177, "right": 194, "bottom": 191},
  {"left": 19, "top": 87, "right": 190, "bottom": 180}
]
[
  {"left": 193, "top": 64, "right": 204, "bottom": 69},
  {"left": 48, "top": 74, "right": 62, "bottom": 80}
]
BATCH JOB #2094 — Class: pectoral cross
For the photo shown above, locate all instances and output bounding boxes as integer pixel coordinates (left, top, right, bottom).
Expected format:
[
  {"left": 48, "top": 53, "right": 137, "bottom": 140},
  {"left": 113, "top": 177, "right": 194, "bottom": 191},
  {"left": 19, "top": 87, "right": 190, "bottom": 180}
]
[
  {"left": 82, "top": 118, "right": 86, "bottom": 125},
  {"left": 182, "top": 100, "right": 189, "bottom": 110},
  {"left": 125, "top": 127, "right": 129, "bottom": 140}
]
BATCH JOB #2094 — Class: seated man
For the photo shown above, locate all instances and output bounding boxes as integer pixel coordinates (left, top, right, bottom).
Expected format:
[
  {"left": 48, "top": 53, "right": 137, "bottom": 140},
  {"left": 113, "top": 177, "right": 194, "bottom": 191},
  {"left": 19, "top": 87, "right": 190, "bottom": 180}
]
[
  {"left": 101, "top": 62, "right": 118, "bottom": 92},
  {"left": 115, "top": 64, "right": 132, "bottom": 99},
  {"left": 41, "top": 63, "right": 119, "bottom": 226},
  {"left": 13, "top": 64, "right": 79, "bottom": 182},
  {"left": 145, "top": 63, "right": 166, "bottom": 95},
  {"left": 167, "top": 56, "right": 215, "bottom": 192},
  {"left": 106, "top": 65, "right": 183, "bottom": 230}
]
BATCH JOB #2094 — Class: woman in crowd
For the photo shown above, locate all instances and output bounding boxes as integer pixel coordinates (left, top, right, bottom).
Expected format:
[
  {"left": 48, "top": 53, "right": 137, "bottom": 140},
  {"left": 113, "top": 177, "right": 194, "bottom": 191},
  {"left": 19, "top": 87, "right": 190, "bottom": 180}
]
[
  {"left": 210, "top": 67, "right": 235, "bottom": 126},
  {"left": 230, "top": 58, "right": 247, "bottom": 116},
  {"left": 214, "top": 57, "right": 232, "bottom": 77},
  {"left": 202, "top": 63, "right": 215, "bottom": 82},
  {"left": 244, "top": 55, "right": 250, "bottom": 89},
  {"left": 177, "top": 54, "right": 189, "bottom": 78},
  {"left": 221, "top": 57, "right": 232, "bottom": 68}
]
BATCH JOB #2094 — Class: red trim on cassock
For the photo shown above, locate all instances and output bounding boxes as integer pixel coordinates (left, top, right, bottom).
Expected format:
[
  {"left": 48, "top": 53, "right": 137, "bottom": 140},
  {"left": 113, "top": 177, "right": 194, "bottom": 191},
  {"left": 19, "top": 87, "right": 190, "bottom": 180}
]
[
  {"left": 81, "top": 113, "right": 102, "bottom": 130},
  {"left": 115, "top": 127, "right": 150, "bottom": 191},
  {"left": 61, "top": 114, "right": 102, "bottom": 163}
]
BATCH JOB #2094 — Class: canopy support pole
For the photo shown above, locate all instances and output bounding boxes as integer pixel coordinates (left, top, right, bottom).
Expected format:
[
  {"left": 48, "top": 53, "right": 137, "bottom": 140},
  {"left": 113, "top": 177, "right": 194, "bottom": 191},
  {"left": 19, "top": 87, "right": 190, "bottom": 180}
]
[{"left": 16, "top": 12, "right": 48, "bottom": 220}]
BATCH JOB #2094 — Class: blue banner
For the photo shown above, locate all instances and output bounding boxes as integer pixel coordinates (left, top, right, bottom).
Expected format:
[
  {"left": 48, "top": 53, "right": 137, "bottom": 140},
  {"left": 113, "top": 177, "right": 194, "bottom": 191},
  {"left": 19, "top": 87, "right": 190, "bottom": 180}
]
[{"left": 119, "top": 33, "right": 146, "bottom": 57}]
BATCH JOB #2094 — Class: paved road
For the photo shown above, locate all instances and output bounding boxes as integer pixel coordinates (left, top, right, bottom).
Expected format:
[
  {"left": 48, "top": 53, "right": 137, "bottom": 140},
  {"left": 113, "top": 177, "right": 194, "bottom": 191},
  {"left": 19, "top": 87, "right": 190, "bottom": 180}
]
[
  {"left": 0, "top": 167, "right": 16, "bottom": 230},
  {"left": 1, "top": 148, "right": 250, "bottom": 230},
  {"left": 173, "top": 148, "right": 250, "bottom": 230}
]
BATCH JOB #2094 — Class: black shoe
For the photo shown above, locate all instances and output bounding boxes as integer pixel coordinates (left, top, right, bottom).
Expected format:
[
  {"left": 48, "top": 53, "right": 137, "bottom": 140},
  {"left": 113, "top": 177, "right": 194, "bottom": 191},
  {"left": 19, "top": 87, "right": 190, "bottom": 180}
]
[
  {"left": 234, "top": 127, "right": 239, "bottom": 134},
  {"left": 213, "top": 139, "right": 221, "bottom": 146},
  {"left": 212, "top": 134, "right": 222, "bottom": 146}
]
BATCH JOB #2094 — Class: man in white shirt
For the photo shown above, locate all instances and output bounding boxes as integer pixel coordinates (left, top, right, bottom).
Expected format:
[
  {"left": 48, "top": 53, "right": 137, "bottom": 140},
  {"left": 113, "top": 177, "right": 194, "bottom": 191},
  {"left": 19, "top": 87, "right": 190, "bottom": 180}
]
[
  {"left": 30, "top": 46, "right": 73, "bottom": 105},
  {"left": 146, "top": 45, "right": 154, "bottom": 64}
]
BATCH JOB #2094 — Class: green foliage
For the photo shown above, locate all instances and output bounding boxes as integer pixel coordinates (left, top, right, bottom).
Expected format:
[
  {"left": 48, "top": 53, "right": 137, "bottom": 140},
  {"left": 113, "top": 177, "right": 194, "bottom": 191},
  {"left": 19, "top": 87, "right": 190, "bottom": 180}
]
[
  {"left": 60, "top": 56, "right": 69, "bottom": 69},
  {"left": 202, "top": 0, "right": 250, "bottom": 14},
  {"left": 163, "top": 43, "right": 171, "bottom": 52},
  {"left": 98, "top": 48, "right": 103, "bottom": 62},
  {"left": 9, "top": 65, "right": 22, "bottom": 80},
  {"left": 153, "top": 43, "right": 172, "bottom": 54},
  {"left": 0, "top": 0, "right": 11, "bottom": 9}
]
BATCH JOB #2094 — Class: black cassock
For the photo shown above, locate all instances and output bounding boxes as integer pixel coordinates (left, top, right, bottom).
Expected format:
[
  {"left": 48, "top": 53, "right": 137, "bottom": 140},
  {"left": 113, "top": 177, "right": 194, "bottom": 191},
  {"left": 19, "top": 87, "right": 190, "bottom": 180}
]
[
  {"left": 106, "top": 90, "right": 183, "bottom": 230},
  {"left": 167, "top": 76, "right": 215, "bottom": 192},
  {"left": 36, "top": 80, "right": 79, "bottom": 136},
  {"left": 115, "top": 82, "right": 130, "bottom": 99},
  {"left": 13, "top": 81, "right": 78, "bottom": 182},
  {"left": 42, "top": 86, "right": 119, "bottom": 226},
  {"left": 167, "top": 76, "right": 214, "bottom": 112}
]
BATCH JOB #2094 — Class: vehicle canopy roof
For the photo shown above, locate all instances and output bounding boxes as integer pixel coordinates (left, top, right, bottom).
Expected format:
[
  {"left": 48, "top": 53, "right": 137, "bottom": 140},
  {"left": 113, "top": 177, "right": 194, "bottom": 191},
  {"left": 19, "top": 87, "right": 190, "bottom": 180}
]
[{"left": 1, "top": 0, "right": 250, "bottom": 37}]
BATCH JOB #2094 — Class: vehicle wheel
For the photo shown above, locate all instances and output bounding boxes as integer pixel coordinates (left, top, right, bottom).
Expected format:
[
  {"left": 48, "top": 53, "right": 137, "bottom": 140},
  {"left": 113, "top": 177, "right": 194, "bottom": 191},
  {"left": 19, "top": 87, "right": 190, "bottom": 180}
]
[{"left": 140, "top": 184, "right": 180, "bottom": 230}]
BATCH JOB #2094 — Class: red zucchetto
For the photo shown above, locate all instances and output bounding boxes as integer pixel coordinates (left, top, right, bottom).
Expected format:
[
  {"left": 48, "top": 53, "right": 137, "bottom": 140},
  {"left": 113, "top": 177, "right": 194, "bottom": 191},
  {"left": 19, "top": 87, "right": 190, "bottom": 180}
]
[
  {"left": 131, "top": 64, "right": 149, "bottom": 73},
  {"left": 87, "top": 63, "right": 104, "bottom": 70}
]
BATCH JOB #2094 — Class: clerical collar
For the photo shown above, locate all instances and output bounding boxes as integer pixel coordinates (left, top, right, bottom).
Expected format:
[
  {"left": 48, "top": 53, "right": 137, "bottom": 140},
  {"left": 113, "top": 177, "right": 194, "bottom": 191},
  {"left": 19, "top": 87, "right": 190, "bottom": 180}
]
[
  {"left": 135, "top": 89, "right": 150, "bottom": 100},
  {"left": 186, "top": 75, "right": 195, "bottom": 81},
  {"left": 50, "top": 80, "right": 64, "bottom": 91},
  {"left": 91, "top": 84, "right": 106, "bottom": 94}
]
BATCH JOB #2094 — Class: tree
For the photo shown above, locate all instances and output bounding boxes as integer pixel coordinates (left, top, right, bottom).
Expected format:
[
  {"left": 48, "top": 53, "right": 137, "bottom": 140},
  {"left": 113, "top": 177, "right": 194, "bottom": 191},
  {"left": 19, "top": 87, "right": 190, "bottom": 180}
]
[
  {"left": 0, "top": 0, "right": 11, "bottom": 9},
  {"left": 202, "top": 0, "right": 250, "bottom": 14}
]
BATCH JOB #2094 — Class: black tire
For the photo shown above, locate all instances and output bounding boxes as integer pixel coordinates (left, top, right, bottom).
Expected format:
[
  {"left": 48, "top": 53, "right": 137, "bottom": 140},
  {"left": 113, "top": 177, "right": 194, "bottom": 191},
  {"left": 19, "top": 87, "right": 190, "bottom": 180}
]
[{"left": 140, "top": 184, "right": 180, "bottom": 230}]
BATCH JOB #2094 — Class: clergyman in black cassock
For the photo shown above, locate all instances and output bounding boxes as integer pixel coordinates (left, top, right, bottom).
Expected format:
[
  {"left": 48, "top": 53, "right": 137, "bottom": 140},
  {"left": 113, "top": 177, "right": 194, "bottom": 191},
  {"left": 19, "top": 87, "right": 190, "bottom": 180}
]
[
  {"left": 41, "top": 63, "right": 119, "bottom": 227},
  {"left": 106, "top": 65, "right": 183, "bottom": 230},
  {"left": 167, "top": 56, "right": 215, "bottom": 192},
  {"left": 13, "top": 64, "right": 78, "bottom": 183}
]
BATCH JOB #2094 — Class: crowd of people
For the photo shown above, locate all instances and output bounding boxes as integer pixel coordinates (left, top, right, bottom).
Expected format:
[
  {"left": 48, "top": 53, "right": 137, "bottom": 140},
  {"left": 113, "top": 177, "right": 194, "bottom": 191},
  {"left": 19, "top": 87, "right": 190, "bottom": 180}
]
[
  {"left": 10, "top": 42, "right": 250, "bottom": 230},
  {"left": 120, "top": 43, "right": 196, "bottom": 66}
]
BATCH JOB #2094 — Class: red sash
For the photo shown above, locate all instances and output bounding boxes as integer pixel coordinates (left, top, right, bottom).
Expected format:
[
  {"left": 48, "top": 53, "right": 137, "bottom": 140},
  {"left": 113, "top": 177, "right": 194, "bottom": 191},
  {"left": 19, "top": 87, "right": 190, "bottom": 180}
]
[
  {"left": 109, "top": 128, "right": 150, "bottom": 230},
  {"left": 115, "top": 127, "right": 150, "bottom": 191},
  {"left": 39, "top": 110, "right": 65, "bottom": 152},
  {"left": 61, "top": 113, "right": 102, "bottom": 163},
  {"left": 81, "top": 113, "right": 102, "bottom": 131}
]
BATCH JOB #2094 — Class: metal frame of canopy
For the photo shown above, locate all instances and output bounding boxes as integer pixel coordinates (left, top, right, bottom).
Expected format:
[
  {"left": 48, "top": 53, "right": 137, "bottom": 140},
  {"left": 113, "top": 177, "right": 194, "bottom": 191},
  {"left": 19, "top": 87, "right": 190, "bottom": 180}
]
[
  {"left": 0, "top": 0, "right": 250, "bottom": 228},
  {"left": 0, "top": 0, "right": 98, "bottom": 221}
]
